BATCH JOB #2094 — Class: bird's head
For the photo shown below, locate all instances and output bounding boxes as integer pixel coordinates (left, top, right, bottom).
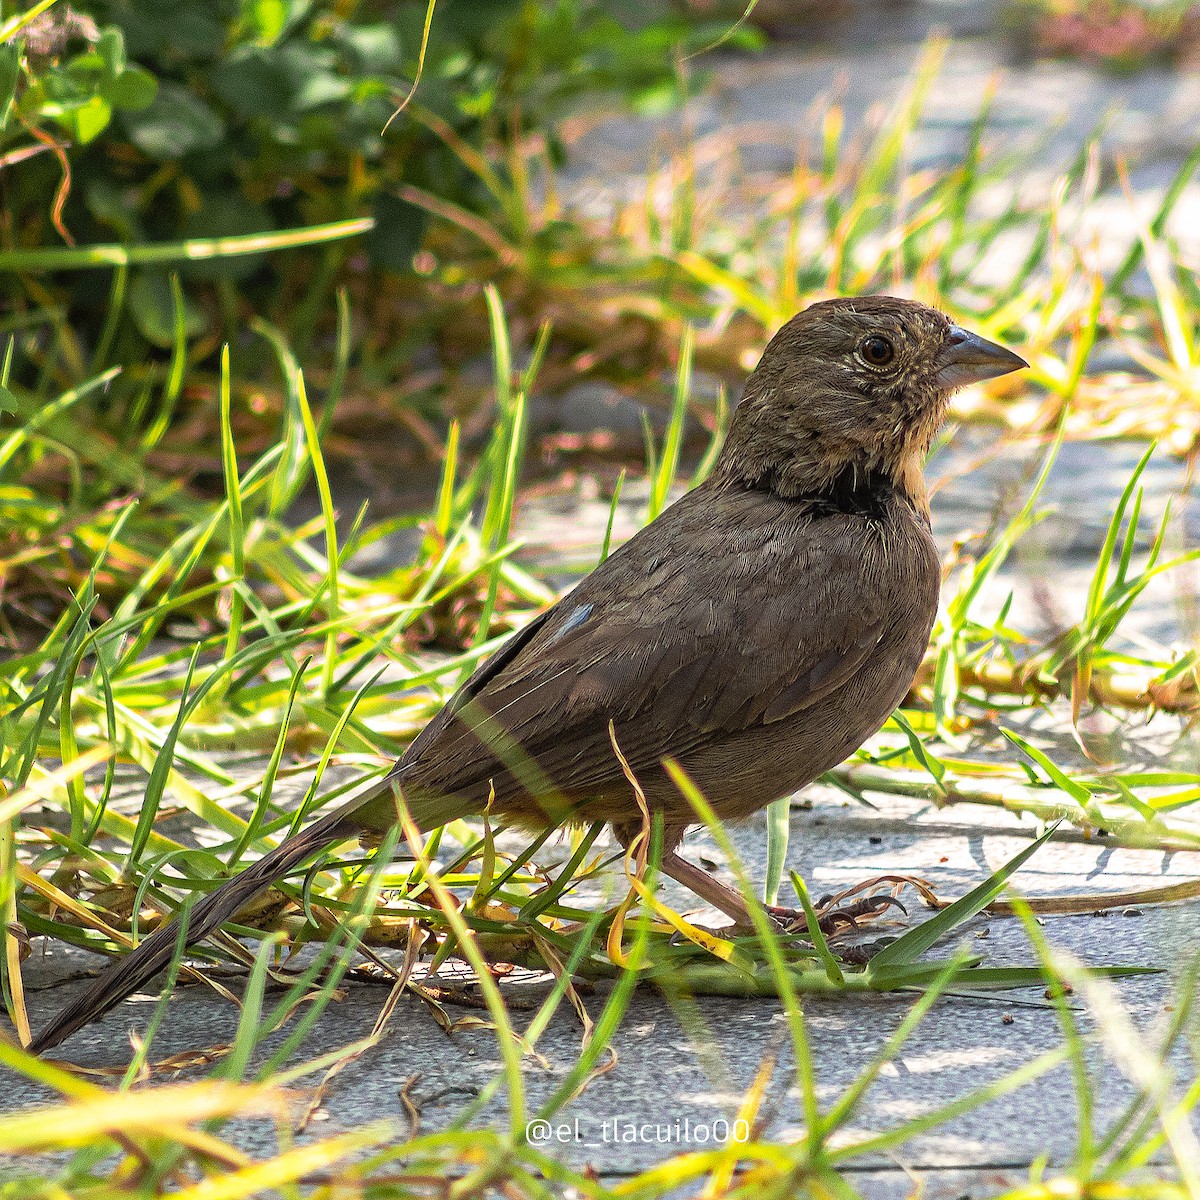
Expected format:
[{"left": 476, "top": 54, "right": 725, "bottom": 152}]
[{"left": 714, "top": 296, "right": 1027, "bottom": 513}]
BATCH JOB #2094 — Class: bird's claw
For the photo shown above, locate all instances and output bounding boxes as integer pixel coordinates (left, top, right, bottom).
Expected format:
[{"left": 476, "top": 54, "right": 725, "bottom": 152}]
[
  {"left": 816, "top": 893, "right": 907, "bottom": 934},
  {"left": 760, "top": 890, "right": 909, "bottom": 939}
]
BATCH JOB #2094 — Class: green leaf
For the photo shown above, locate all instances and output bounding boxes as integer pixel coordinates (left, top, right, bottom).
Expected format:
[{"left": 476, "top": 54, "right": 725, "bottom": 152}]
[
  {"left": 866, "top": 958, "right": 982, "bottom": 988},
  {"left": 243, "top": 0, "right": 290, "bottom": 45},
  {"left": 97, "top": 27, "right": 126, "bottom": 81},
  {"left": 66, "top": 95, "right": 113, "bottom": 145},
  {"left": 924, "top": 964, "right": 1158, "bottom": 989},
  {"left": 128, "top": 271, "right": 206, "bottom": 348},
  {"left": 762, "top": 796, "right": 789, "bottom": 907},
  {"left": 866, "top": 822, "right": 1059, "bottom": 974},
  {"left": 336, "top": 22, "right": 402, "bottom": 72},
  {"left": 789, "top": 870, "right": 844, "bottom": 986},
  {"left": 122, "top": 83, "right": 224, "bottom": 159},
  {"left": 648, "top": 324, "right": 693, "bottom": 521},
  {"left": 1001, "top": 728, "right": 1093, "bottom": 807},
  {"left": 209, "top": 46, "right": 293, "bottom": 119},
  {"left": 105, "top": 66, "right": 157, "bottom": 112},
  {"left": 890, "top": 709, "right": 947, "bottom": 790},
  {"left": 291, "top": 68, "right": 350, "bottom": 112}
]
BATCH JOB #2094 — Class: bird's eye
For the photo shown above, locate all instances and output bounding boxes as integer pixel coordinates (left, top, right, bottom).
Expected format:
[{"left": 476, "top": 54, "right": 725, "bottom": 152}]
[{"left": 860, "top": 335, "right": 895, "bottom": 367}]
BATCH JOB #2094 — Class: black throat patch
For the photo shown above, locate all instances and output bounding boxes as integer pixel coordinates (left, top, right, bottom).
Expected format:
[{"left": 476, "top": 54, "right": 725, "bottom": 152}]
[{"left": 789, "top": 463, "right": 894, "bottom": 520}]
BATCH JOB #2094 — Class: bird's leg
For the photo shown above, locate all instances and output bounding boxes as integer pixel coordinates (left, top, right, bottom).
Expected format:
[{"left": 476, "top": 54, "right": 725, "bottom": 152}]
[
  {"left": 654, "top": 849, "right": 894, "bottom": 934},
  {"left": 661, "top": 852, "right": 907, "bottom": 936},
  {"left": 612, "top": 821, "right": 758, "bottom": 925},
  {"left": 613, "top": 825, "right": 904, "bottom": 936},
  {"left": 621, "top": 826, "right": 810, "bottom": 930},
  {"left": 655, "top": 847, "right": 759, "bottom": 926}
]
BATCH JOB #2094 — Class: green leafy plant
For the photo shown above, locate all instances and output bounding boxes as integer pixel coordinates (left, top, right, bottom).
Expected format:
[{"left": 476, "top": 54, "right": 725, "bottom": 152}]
[{"left": 2, "top": 0, "right": 757, "bottom": 361}]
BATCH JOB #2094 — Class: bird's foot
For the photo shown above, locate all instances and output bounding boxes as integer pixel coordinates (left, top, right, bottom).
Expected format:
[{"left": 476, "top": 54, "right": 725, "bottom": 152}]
[
  {"left": 762, "top": 873, "right": 938, "bottom": 942},
  {"left": 763, "top": 893, "right": 905, "bottom": 938}
]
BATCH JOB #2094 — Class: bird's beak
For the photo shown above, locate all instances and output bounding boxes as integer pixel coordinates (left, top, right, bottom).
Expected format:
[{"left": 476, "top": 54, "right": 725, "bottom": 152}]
[{"left": 935, "top": 326, "right": 1028, "bottom": 391}]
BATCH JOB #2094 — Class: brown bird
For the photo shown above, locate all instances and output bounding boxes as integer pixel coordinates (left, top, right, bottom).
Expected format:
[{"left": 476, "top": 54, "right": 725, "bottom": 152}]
[{"left": 31, "top": 295, "right": 1025, "bottom": 1054}]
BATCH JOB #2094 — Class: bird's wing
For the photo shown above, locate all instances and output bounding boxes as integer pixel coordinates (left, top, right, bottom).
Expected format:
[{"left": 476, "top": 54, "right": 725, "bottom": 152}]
[{"left": 393, "top": 484, "right": 908, "bottom": 812}]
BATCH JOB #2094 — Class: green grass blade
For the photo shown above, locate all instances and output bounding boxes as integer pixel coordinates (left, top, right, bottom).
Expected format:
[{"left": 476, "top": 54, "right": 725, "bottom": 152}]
[
  {"left": 763, "top": 796, "right": 789, "bottom": 907},
  {"left": 0, "top": 219, "right": 374, "bottom": 272},
  {"left": 866, "top": 822, "right": 1059, "bottom": 972}
]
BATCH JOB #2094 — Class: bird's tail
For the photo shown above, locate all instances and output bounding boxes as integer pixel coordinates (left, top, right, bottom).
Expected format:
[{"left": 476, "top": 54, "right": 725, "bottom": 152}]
[{"left": 29, "top": 773, "right": 452, "bottom": 1055}]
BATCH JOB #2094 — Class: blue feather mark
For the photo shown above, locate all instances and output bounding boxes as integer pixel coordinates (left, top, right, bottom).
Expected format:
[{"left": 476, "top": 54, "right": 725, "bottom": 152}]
[{"left": 549, "top": 602, "right": 593, "bottom": 643}]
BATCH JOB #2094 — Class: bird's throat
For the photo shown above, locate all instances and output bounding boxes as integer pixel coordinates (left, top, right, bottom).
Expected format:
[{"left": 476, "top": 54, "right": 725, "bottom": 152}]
[
  {"left": 888, "top": 445, "right": 932, "bottom": 522},
  {"left": 711, "top": 432, "right": 934, "bottom": 521}
]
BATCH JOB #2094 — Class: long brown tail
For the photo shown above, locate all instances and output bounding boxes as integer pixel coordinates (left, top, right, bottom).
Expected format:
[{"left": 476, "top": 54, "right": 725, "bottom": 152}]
[{"left": 30, "top": 801, "right": 366, "bottom": 1055}]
